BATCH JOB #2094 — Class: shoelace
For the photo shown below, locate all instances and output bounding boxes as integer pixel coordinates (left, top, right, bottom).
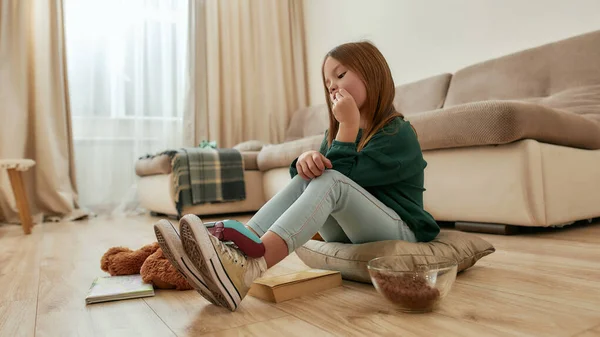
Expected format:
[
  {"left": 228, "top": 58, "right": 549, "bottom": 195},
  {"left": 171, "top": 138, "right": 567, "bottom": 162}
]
[
  {"left": 215, "top": 237, "right": 246, "bottom": 266},
  {"left": 212, "top": 221, "right": 225, "bottom": 240}
]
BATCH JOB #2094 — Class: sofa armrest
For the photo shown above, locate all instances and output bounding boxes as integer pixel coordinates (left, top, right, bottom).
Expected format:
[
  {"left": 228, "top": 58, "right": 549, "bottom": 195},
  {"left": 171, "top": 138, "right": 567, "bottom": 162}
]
[
  {"left": 233, "top": 140, "right": 268, "bottom": 152},
  {"left": 257, "top": 134, "right": 324, "bottom": 171},
  {"left": 135, "top": 154, "right": 173, "bottom": 177}
]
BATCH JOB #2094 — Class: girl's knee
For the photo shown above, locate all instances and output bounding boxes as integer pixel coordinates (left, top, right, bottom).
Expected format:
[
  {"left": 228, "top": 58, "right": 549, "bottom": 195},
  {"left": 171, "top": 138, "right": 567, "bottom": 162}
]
[
  {"left": 306, "top": 170, "right": 346, "bottom": 189},
  {"left": 318, "top": 169, "right": 345, "bottom": 181},
  {"left": 291, "top": 174, "right": 310, "bottom": 187}
]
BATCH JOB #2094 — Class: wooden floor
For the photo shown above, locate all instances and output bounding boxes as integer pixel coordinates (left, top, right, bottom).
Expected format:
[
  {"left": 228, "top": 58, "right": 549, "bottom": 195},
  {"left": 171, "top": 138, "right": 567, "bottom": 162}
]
[{"left": 1, "top": 214, "right": 599, "bottom": 337}]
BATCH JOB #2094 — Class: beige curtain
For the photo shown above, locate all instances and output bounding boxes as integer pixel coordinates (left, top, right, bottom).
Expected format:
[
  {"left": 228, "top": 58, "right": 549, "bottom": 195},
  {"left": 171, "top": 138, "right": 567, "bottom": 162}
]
[
  {"left": 0, "top": 0, "right": 79, "bottom": 223},
  {"left": 184, "top": 0, "right": 308, "bottom": 148}
]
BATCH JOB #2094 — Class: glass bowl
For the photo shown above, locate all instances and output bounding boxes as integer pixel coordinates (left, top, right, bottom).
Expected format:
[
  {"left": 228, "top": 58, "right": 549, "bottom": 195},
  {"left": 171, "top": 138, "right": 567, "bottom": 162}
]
[{"left": 367, "top": 255, "right": 458, "bottom": 313}]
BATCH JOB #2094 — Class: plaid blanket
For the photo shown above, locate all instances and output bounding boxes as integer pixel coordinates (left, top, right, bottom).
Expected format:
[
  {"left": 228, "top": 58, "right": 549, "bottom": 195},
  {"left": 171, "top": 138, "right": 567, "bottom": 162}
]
[{"left": 172, "top": 148, "right": 246, "bottom": 215}]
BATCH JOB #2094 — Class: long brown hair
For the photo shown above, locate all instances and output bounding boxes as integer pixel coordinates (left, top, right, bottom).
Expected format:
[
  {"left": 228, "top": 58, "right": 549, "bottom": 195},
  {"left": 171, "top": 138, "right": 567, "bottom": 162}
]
[{"left": 322, "top": 41, "right": 405, "bottom": 151}]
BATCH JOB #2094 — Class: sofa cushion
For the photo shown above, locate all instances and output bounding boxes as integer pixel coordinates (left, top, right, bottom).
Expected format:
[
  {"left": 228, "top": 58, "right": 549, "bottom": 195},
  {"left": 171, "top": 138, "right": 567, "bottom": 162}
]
[
  {"left": 284, "top": 104, "right": 329, "bottom": 142},
  {"left": 445, "top": 30, "right": 600, "bottom": 107},
  {"left": 408, "top": 100, "right": 600, "bottom": 151},
  {"left": 394, "top": 73, "right": 452, "bottom": 115},
  {"left": 295, "top": 231, "right": 495, "bottom": 284},
  {"left": 241, "top": 151, "right": 260, "bottom": 170},
  {"left": 257, "top": 134, "right": 324, "bottom": 171}
]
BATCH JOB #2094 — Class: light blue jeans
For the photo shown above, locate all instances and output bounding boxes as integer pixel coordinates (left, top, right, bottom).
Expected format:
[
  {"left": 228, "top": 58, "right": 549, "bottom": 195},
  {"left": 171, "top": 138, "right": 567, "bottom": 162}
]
[{"left": 246, "top": 170, "right": 416, "bottom": 254}]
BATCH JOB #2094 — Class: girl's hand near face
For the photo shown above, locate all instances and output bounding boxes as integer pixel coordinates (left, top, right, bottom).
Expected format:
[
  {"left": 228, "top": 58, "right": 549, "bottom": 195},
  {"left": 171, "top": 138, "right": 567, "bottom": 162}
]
[
  {"left": 332, "top": 88, "right": 361, "bottom": 143},
  {"left": 331, "top": 88, "right": 360, "bottom": 127},
  {"left": 296, "top": 150, "right": 333, "bottom": 180}
]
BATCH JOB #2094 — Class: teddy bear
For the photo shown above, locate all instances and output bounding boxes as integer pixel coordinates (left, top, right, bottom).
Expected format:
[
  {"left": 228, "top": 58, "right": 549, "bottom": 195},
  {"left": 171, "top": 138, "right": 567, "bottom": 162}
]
[{"left": 100, "top": 242, "right": 193, "bottom": 290}]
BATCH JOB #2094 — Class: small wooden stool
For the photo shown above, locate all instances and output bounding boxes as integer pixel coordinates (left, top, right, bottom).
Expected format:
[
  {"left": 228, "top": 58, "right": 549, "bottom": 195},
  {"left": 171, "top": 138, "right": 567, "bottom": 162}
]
[{"left": 0, "top": 159, "right": 36, "bottom": 234}]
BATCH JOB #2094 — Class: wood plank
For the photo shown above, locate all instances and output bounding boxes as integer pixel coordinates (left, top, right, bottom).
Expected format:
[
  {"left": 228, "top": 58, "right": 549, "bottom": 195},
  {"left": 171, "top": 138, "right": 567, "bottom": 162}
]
[
  {"left": 347, "top": 268, "right": 600, "bottom": 336},
  {"left": 0, "top": 300, "right": 36, "bottom": 337},
  {"left": 0, "top": 224, "right": 41, "bottom": 337},
  {"left": 143, "top": 283, "right": 289, "bottom": 335},
  {"left": 199, "top": 315, "right": 335, "bottom": 336},
  {"left": 573, "top": 324, "right": 600, "bottom": 337},
  {"left": 435, "top": 282, "right": 600, "bottom": 336},
  {"left": 478, "top": 249, "right": 600, "bottom": 282},
  {"left": 275, "top": 281, "right": 510, "bottom": 337},
  {"left": 36, "top": 299, "right": 177, "bottom": 337},
  {"left": 459, "top": 263, "right": 600, "bottom": 312},
  {"left": 34, "top": 218, "right": 176, "bottom": 337},
  {"left": 0, "top": 224, "right": 42, "bottom": 302},
  {"left": 347, "top": 278, "right": 600, "bottom": 337},
  {"left": 478, "top": 232, "right": 600, "bottom": 263}
]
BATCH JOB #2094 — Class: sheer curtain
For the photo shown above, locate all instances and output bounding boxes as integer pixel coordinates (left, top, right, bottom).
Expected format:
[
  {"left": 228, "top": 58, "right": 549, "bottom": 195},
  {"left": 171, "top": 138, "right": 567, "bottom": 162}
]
[{"left": 63, "top": 0, "right": 189, "bottom": 213}]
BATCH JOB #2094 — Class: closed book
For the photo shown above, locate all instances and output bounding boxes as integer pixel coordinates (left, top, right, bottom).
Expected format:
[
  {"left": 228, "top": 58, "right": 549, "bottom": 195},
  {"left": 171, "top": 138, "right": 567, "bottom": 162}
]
[
  {"left": 248, "top": 269, "right": 342, "bottom": 303},
  {"left": 85, "top": 274, "right": 155, "bottom": 304}
]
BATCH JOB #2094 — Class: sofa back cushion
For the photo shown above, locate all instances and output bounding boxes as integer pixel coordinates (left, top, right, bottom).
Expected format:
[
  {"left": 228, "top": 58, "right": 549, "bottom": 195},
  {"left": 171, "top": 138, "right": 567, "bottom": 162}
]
[
  {"left": 284, "top": 104, "right": 329, "bottom": 142},
  {"left": 394, "top": 73, "right": 452, "bottom": 115},
  {"left": 445, "top": 30, "right": 600, "bottom": 109},
  {"left": 257, "top": 135, "right": 324, "bottom": 171}
]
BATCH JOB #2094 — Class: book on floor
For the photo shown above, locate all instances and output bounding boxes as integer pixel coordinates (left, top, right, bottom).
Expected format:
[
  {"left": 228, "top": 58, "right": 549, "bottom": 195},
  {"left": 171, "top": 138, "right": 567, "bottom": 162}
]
[
  {"left": 85, "top": 274, "right": 155, "bottom": 304},
  {"left": 248, "top": 269, "right": 342, "bottom": 303}
]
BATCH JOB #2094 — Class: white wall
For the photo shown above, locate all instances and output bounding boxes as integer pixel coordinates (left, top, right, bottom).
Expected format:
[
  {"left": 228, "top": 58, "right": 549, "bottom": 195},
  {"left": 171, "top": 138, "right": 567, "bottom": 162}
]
[{"left": 303, "top": 0, "right": 600, "bottom": 105}]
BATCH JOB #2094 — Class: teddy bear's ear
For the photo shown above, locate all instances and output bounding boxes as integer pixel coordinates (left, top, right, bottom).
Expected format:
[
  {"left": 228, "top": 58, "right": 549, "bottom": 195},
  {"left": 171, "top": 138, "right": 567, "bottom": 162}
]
[
  {"left": 100, "top": 244, "right": 158, "bottom": 276},
  {"left": 100, "top": 247, "right": 133, "bottom": 273}
]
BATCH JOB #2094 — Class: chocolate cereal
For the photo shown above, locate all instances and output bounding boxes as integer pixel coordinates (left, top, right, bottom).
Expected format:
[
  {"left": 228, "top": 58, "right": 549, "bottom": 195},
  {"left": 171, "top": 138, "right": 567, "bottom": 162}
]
[{"left": 371, "top": 271, "right": 440, "bottom": 311}]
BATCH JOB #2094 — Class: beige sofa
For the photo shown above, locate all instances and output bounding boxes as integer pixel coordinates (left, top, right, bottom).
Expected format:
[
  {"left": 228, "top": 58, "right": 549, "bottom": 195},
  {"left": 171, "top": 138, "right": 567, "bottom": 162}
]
[{"left": 137, "top": 30, "right": 600, "bottom": 234}]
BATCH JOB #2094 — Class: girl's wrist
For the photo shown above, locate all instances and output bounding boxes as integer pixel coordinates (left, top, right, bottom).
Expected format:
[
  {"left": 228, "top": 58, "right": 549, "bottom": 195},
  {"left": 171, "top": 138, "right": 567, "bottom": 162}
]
[{"left": 335, "top": 122, "right": 359, "bottom": 143}]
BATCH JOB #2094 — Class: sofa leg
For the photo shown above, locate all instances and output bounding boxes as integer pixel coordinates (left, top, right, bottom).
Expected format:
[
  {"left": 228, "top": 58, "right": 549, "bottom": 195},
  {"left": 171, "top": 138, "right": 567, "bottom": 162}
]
[
  {"left": 150, "top": 211, "right": 179, "bottom": 220},
  {"left": 455, "top": 222, "right": 520, "bottom": 235},
  {"left": 150, "top": 211, "right": 165, "bottom": 217}
]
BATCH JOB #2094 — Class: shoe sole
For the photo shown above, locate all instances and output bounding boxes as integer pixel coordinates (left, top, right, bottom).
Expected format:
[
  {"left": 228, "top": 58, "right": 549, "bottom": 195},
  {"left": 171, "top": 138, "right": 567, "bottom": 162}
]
[
  {"left": 153, "top": 219, "right": 219, "bottom": 306},
  {"left": 179, "top": 214, "right": 241, "bottom": 311}
]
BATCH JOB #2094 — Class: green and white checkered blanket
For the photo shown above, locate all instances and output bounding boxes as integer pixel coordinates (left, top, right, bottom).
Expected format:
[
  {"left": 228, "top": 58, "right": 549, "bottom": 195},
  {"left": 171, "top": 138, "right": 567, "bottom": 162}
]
[{"left": 172, "top": 148, "right": 246, "bottom": 215}]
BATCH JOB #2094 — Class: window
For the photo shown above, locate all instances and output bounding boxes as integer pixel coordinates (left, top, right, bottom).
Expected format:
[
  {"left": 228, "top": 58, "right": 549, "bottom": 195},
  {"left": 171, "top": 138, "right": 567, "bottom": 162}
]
[{"left": 64, "top": 0, "right": 189, "bottom": 210}]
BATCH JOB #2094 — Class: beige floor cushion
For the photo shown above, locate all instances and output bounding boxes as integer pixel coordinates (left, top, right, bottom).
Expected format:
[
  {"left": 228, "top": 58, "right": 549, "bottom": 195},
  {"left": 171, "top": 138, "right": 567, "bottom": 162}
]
[{"left": 295, "top": 231, "right": 495, "bottom": 284}]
